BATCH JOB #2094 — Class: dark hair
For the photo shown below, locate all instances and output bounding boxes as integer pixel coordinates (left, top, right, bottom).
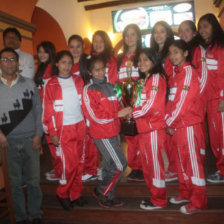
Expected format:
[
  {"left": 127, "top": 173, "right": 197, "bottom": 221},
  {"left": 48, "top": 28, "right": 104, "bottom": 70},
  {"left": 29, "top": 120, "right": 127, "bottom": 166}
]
[
  {"left": 0, "top": 47, "right": 19, "bottom": 61},
  {"left": 117, "top": 24, "right": 142, "bottom": 69},
  {"left": 150, "top": 21, "right": 174, "bottom": 64},
  {"left": 34, "top": 41, "right": 56, "bottom": 86},
  {"left": 91, "top": 30, "right": 113, "bottom": 64},
  {"left": 79, "top": 54, "right": 91, "bottom": 84},
  {"left": 3, "top": 27, "right": 22, "bottom": 41},
  {"left": 88, "top": 55, "right": 106, "bottom": 74},
  {"left": 198, "top": 13, "right": 224, "bottom": 49},
  {"left": 169, "top": 39, "right": 191, "bottom": 62},
  {"left": 68, "top": 34, "right": 84, "bottom": 45},
  {"left": 51, "top": 51, "right": 73, "bottom": 76},
  {"left": 138, "top": 48, "right": 166, "bottom": 80},
  {"left": 178, "top": 20, "right": 203, "bottom": 53}
]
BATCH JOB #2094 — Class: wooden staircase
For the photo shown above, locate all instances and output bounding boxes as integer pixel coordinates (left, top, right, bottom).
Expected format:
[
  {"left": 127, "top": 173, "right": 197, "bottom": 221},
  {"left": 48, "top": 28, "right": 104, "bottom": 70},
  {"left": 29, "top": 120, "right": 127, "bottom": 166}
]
[{"left": 41, "top": 180, "right": 224, "bottom": 224}]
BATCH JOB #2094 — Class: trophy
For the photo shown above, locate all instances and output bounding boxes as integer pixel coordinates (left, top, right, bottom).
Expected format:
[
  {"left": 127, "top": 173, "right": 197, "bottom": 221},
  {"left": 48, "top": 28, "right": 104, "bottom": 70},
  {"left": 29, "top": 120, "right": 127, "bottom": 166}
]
[{"left": 114, "top": 61, "right": 141, "bottom": 136}]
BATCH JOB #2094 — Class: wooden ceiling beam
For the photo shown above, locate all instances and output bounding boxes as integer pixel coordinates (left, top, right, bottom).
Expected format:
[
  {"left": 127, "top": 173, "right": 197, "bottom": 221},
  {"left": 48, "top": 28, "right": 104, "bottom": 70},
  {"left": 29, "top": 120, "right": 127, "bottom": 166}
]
[{"left": 85, "top": 0, "right": 157, "bottom": 11}]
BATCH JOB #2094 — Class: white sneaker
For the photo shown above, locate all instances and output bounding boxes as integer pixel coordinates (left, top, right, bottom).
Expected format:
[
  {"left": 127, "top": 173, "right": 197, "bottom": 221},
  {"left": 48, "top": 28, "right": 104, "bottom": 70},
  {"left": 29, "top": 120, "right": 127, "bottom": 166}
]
[
  {"left": 165, "top": 171, "right": 178, "bottom": 182},
  {"left": 45, "top": 169, "right": 55, "bottom": 177},
  {"left": 169, "top": 196, "right": 190, "bottom": 204},
  {"left": 82, "top": 174, "right": 97, "bottom": 182},
  {"left": 97, "top": 168, "right": 102, "bottom": 181}
]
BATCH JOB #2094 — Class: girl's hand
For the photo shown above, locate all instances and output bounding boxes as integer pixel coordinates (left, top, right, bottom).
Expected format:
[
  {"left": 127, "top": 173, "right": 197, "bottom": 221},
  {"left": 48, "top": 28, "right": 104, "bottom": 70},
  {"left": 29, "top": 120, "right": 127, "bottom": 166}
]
[
  {"left": 166, "top": 127, "right": 174, "bottom": 136},
  {"left": 50, "top": 135, "right": 59, "bottom": 146},
  {"left": 118, "top": 107, "right": 132, "bottom": 118},
  {"left": 218, "top": 100, "right": 224, "bottom": 112}
]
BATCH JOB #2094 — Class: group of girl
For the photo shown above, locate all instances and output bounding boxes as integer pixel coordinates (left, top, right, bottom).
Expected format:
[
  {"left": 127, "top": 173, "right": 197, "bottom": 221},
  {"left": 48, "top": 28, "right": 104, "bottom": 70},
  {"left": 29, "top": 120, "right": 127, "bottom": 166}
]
[{"left": 34, "top": 13, "right": 224, "bottom": 215}]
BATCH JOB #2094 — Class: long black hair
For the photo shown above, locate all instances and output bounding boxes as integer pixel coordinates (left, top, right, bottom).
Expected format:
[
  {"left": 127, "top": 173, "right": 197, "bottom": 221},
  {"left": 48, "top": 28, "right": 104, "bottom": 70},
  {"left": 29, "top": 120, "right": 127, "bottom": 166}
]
[
  {"left": 91, "top": 30, "right": 113, "bottom": 64},
  {"left": 35, "top": 41, "right": 56, "bottom": 86},
  {"left": 138, "top": 48, "right": 166, "bottom": 80},
  {"left": 150, "top": 21, "right": 174, "bottom": 65},
  {"left": 51, "top": 50, "right": 73, "bottom": 76},
  {"left": 198, "top": 13, "right": 224, "bottom": 49},
  {"left": 117, "top": 24, "right": 142, "bottom": 69},
  {"left": 178, "top": 20, "right": 203, "bottom": 53}
]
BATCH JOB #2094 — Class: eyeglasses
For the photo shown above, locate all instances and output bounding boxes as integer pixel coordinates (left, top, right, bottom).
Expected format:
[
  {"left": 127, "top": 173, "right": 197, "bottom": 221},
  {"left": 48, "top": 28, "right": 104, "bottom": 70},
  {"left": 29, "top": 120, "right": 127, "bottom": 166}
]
[{"left": 0, "top": 57, "right": 17, "bottom": 62}]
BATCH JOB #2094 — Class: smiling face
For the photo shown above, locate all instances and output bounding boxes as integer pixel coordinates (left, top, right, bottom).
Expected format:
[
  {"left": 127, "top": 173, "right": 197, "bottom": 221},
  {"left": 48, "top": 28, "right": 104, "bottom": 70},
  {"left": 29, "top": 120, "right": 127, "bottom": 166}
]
[
  {"left": 153, "top": 24, "right": 169, "bottom": 48},
  {"left": 68, "top": 39, "right": 84, "bottom": 60},
  {"left": 138, "top": 52, "right": 154, "bottom": 74},
  {"left": 37, "top": 46, "right": 49, "bottom": 63},
  {"left": 90, "top": 60, "right": 106, "bottom": 80},
  {"left": 169, "top": 45, "right": 188, "bottom": 67},
  {"left": 92, "top": 34, "right": 105, "bottom": 54},
  {"left": 56, "top": 55, "right": 73, "bottom": 77},
  {"left": 0, "top": 51, "right": 18, "bottom": 77},
  {"left": 198, "top": 19, "right": 213, "bottom": 42},
  {"left": 178, "top": 22, "right": 196, "bottom": 43}
]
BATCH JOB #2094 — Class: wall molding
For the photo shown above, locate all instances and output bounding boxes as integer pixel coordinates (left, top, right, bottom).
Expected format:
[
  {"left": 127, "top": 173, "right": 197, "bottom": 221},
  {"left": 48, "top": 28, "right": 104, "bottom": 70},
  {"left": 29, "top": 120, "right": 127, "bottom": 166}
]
[{"left": 0, "top": 10, "right": 36, "bottom": 40}]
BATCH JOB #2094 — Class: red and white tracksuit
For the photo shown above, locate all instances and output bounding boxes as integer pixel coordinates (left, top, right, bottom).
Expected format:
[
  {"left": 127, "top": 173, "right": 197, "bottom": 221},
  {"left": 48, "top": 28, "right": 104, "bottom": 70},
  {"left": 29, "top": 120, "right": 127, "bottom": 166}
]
[
  {"left": 71, "top": 61, "right": 99, "bottom": 176},
  {"left": 165, "top": 62, "right": 207, "bottom": 209},
  {"left": 164, "top": 46, "right": 208, "bottom": 174},
  {"left": 42, "top": 75, "right": 85, "bottom": 200},
  {"left": 132, "top": 74, "right": 167, "bottom": 207},
  {"left": 118, "top": 53, "right": 142, "bottom": 171},
  {"left": 205, "top": 44, "right": 224, "bottom": 177},
  {"left": 82, "top": 77, "right": 127, "bottom": 199}
]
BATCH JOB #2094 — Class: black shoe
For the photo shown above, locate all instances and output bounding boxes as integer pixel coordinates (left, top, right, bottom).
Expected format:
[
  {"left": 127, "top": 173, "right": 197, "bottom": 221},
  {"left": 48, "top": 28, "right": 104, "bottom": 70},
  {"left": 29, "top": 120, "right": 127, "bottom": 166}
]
[
  {"left": 127, "top": 170, "right": 144, "bottom": 182},
  {"left": 32, "top": 218, "right": 43, "bottom": 224},
  {"left": 71, "top": 196, "right": 88, "bottom": 207},
  {"left": 109, "top": 198, "right": 125, "bottom": 207},
  {"left": 56, "top": 195, "right": 72, "bottom": 211},
  {"left": 136, "top": 170, "right": 144, "bottom": 181},
  {"left": 92, "top": 188, "right": 112, "bottom": 208},
  {"left": 16, "top": 221, "right": 29, "bottom": 224}
]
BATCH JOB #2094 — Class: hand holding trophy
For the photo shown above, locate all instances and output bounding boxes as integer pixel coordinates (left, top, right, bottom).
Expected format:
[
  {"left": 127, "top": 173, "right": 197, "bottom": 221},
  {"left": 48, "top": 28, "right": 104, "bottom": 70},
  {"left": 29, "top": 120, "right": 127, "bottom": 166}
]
[{"left": 114, "top": 60, "right": 142, "bottom": 136}]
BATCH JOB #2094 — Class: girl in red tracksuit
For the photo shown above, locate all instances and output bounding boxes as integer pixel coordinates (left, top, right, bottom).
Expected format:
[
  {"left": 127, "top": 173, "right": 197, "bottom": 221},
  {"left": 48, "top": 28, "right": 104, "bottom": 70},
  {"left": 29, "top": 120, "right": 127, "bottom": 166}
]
[
  {"left": 198, "top": 14, "right": 224, "bottom": 183},
  {"left": 178, "top": 20, "right": 208, "bottom": 163},
  {"left": 133, "top": 48, "right": 168, "bottom": 210},
  {"left": 117, "top": 24, "right": 143, "bottom": 181},
  {"left": 82, "top": 55, "right": 130, "bottom": 208},
  {"left": 68, "top": 34, "right": 99, "bottom": 182},
  {"left": 150, "top": 21, "right": 178, "bottom": 182},
  {"left": 34, "top": 41, "right": 58, "bottom": 181},
  {"left": 167, "top": 40, "right": 207, "bottom": 214},
  {"left": 42, "top": 51, "right": 87, "bottom": 211},
  {"left": 92, "top": 30, "right": 118, "bottom": 84}
]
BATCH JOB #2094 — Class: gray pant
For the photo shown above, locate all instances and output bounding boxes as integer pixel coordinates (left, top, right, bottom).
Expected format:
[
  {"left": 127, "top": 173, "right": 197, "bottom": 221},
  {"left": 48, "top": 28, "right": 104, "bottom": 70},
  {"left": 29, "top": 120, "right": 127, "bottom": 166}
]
[
  {"left": 5, "top": 137, "right": 42, "bottom": 222},
  {"left": 94, "top": 136, "right": 127, "bottom": 200}
]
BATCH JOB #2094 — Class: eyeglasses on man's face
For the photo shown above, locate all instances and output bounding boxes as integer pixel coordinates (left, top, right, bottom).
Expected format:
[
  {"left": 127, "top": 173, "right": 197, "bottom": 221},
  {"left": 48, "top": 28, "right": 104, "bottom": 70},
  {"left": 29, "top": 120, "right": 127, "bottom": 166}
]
[{"left": 0, "top": 57, "right": 17, "bottom": 62}]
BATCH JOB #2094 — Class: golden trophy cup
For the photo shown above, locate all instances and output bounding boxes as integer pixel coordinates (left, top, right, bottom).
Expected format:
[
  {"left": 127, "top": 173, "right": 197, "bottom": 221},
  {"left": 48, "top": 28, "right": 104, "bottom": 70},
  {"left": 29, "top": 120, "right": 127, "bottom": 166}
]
[{"left": 114, "top": 60, "right": 140, "bottom": 136}]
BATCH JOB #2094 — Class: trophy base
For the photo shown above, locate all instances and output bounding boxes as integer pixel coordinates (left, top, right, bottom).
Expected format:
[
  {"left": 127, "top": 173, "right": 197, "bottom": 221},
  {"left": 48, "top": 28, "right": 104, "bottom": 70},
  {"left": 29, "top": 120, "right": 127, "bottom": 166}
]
[{"left": 121, "top": 119, "right": 138, "bottom": 136}]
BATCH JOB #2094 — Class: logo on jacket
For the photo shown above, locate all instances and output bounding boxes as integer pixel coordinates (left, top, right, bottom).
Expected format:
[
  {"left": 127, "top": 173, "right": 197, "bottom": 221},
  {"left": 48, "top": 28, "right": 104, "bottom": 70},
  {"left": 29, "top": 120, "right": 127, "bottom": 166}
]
[
  {"left": 182, "top": 86, "right": 190, "bottom": 91},
  {"left": 200, "top": 57, "right": 205, "bottom": 62}
]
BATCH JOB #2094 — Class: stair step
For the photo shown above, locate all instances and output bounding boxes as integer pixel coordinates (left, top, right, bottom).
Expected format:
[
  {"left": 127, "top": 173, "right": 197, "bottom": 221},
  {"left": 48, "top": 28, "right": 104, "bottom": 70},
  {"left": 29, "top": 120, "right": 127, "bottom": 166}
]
[
  {"left": 42, "top": 195, "right": 224, "bottom": 224},
  {"left": 41, "top": 181, "right": 224, "bottom": 197}
]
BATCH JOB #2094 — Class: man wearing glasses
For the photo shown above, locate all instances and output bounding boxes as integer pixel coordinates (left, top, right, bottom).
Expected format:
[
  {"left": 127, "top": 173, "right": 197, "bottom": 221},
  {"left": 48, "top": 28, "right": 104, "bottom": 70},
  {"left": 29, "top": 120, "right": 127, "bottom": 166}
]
[{"left": 0, "top": 48, "right": 43, "bottom": 224}]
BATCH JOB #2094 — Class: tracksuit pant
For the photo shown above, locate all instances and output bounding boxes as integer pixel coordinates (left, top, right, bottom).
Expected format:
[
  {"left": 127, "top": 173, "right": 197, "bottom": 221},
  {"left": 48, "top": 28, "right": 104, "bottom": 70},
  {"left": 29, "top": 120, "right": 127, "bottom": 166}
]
[
  {"left": 125, "top": 135, "right": 142, "bottom": 170},
  {"left": 55, "top": 120, "right": 86, "bottom": 201},
  {"left": 93, "top": 136, "right": 127, "bottom": 200},
  {"left": 83, "top": 133, "right": 98, "bottom": 175},
  {"left": 172, "top": 123, "right": 207, "bottom": 209},
  {"left": 165, "top": 134, "right": 177, "bottom": 174},
  {"left": 207, "top": 99, "right": 224, "bottom": 177},
  {"left": 138, "top": 129, "right": 167, "bottom": 207}
]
